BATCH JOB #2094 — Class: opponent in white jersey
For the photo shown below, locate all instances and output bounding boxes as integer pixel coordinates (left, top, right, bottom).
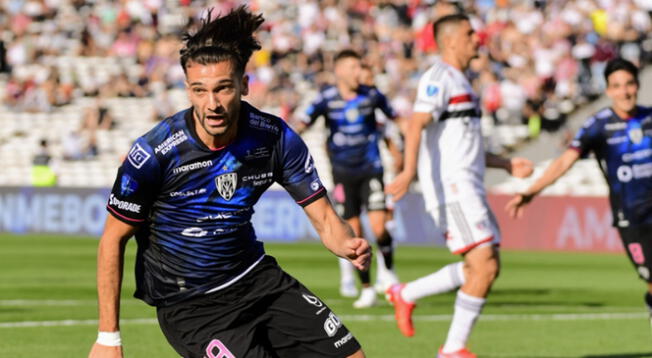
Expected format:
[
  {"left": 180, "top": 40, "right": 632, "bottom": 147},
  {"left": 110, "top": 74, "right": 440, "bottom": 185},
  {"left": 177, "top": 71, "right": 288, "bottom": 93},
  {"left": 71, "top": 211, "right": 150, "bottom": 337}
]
[{"left": 386, "top": 14, "right": 533, "bottom": 358}]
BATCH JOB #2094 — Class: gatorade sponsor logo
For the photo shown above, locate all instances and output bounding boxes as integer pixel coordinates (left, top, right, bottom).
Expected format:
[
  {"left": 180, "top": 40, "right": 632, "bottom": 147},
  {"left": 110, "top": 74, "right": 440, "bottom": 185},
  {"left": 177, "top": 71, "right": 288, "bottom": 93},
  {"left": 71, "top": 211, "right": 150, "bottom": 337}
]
[{"left": 108, "top": 194, "right": 141, "bottom": 213}]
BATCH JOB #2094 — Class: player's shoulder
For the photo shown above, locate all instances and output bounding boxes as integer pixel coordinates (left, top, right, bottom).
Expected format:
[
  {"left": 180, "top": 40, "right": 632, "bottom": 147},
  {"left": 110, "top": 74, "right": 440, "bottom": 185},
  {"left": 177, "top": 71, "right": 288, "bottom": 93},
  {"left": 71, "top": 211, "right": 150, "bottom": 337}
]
[
  {"left": 242, "top": 101, "right": 288, "bottom": 138},
  {"left": 423, "top": 61, "right": 453, "bottom": 82},
  {"left": 139, "top": 108, "right": 191, "bottom": 148},
  {"left": 320, "top": 84, "right": 339, "bottom": 100},
  {"left": 359, "top": 84, "right": 382, "bottom": 97},
  {"left": 581, "top": 107, "right": 613, "bottom": 129}
]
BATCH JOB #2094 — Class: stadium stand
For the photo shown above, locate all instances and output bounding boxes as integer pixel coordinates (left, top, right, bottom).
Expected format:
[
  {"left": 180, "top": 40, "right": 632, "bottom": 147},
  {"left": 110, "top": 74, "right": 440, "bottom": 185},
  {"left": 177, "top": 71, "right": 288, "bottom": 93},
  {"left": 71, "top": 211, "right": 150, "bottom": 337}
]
[{"left": 1, "top": 0, "right": 651, "bottom": 191}]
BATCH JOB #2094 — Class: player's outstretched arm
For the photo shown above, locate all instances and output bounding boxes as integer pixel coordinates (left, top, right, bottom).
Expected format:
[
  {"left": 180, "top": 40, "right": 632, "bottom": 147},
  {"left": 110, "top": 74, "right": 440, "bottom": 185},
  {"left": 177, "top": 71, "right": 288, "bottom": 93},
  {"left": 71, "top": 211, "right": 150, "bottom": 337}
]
[
  {"left": 485, "top": 153, "right": 534, "bottom": 178},
  {"left": 505, "top": 148, "right": 581, "bottom": 218},
  {"left": 303, "top": 196, "right": 371, "bottom": 271},
  {"left": 386, "top": 112, "right": 431, "bottom": 200},
  {"left": 88, "top": 215, "right": 138, "bottom": 358}
]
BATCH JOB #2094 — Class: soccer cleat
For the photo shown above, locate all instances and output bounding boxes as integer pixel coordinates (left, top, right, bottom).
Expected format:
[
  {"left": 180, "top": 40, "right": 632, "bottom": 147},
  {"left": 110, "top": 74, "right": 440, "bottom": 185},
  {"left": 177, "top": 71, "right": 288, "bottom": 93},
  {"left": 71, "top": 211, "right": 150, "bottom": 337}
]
[
  {"left": 437, "top": 347, "right": 476, "bottom": 358},
  {"left": 339, "top": 280, "right": 358, "bottom": 298},
  {"left": 374, "top": 270, "right": 399, "bottom": 294},
  {"left": 386, "top": 283, "right": 415, "bottom": 337},
  {"left": 353, "top": 287, "right": 377, "bottom": 308}
]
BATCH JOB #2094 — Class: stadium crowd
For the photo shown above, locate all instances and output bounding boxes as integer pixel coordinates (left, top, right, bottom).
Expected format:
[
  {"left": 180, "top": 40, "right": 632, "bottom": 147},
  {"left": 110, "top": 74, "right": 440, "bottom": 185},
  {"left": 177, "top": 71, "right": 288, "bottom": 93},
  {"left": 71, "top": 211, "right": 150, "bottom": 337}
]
[{"left": 1, "top": 0, "right": 652, "bottom": 162}]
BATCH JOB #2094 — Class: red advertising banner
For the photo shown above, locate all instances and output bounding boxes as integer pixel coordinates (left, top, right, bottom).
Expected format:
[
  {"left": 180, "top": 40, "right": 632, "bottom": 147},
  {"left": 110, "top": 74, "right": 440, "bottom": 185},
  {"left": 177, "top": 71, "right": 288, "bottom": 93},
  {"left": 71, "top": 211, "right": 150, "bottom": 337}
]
[{"left": 487, "top": 194, "right": 623, "bottom": 253}]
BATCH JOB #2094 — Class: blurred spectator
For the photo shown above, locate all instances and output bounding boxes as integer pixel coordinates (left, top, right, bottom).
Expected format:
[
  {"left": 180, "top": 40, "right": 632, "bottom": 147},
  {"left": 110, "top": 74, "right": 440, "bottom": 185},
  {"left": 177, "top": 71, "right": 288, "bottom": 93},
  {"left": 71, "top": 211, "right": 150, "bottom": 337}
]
[{"left": 31, "top": 139, "right": 57, "bottom": 187}]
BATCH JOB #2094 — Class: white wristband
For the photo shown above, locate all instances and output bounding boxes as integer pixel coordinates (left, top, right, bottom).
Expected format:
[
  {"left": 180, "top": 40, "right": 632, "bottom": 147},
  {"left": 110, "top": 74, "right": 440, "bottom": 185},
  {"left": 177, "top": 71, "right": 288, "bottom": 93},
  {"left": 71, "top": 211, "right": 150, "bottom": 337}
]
[{"left": 97, "top": 331, "right": 122, "bottom": 347}]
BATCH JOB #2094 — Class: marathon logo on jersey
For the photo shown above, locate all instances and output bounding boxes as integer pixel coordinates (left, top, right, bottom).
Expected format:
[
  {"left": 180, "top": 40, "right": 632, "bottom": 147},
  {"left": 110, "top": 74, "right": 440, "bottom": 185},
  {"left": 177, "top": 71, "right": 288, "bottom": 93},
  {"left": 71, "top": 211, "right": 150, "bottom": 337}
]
[
  {"left": 249, "top": 113, "right": 280, "bottom": 134},
  {"left": 334, "top": 332, "right": 354, "bottom": 349},
  {"left": 173, "top": 160, "right": 213, "bottom": 175},
  {"left": 108, "top": 194, "right": 141, "bottom": 213},
  {"left": 215, "top": 173, "right": 237, "bottom": 201},
  {"left": 607, "top": 136, "right": 628, "bottom": 145},
  {"left": 120, "top": 174, "right": 138, "bottom": 196},
  {"left": 323, "top": 312, "right": 342, "bottom": 337},
  {"left": 154, "top": 130, "right": 188, "bottom": 155},
  {"left": 127, "top": 143, "right": 151, "bottom": 169}
]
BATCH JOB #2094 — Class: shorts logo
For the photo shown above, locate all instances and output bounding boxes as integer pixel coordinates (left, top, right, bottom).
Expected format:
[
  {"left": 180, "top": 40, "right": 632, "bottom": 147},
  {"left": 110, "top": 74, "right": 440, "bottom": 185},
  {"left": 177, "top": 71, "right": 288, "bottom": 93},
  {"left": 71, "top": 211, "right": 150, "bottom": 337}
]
[
  {"left": 127, "top": 143, "right": 151, "bottom": 169},
  {"left": 302, "top": 294, "right": 324, "bottom": 308},
  {"left": 120, "top": 174, "right": 138, "bottom": 196},
  {"left": 204, "top": 339, "right": 235, "bottom": 358},
  {"left": 323, "top": 312, "right": 342, "bottom": 337},
  {"left": 215, "top": 173, "right": 237, "bottom": 201}
]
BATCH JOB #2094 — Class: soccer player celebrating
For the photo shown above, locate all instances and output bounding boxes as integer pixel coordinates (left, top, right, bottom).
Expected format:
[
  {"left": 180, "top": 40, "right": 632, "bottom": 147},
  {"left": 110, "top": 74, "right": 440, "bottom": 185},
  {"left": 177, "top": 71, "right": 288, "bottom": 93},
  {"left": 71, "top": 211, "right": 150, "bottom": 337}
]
[
  {"left": 296, "top": 50, "right": 400, "bottom": 308},
  {"left": 507, "top": 58, "right": 652, "bottom": 327},
  {"left": 386, "top": 14, "right": 533, "bottom": 358},
  {"left": 87, "top": 7, "right": 370, "bottom": 358}
]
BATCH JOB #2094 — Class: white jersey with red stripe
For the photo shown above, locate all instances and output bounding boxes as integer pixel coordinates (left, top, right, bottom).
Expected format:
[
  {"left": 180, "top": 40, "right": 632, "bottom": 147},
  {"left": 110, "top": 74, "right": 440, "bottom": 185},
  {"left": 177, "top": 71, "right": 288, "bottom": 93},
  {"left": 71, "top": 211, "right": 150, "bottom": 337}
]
[{"left": 413, "top": 60, "right": 486, "bottom": 211}]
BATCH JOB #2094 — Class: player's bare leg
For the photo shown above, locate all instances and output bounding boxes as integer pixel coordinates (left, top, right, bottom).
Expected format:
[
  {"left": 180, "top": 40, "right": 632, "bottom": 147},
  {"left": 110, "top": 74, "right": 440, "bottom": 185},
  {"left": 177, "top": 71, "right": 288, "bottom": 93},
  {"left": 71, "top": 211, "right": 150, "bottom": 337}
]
[{"left": 439, "top": 245, "right": 499, "bottom": 357}]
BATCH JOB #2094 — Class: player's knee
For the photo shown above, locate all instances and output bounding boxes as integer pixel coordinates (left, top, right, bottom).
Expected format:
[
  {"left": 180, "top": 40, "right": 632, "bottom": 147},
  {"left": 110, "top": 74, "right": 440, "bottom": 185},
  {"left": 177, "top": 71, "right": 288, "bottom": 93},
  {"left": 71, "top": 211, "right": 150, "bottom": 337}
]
[{"left": 467, "top": 258, "right": 500, "bottom": 284}]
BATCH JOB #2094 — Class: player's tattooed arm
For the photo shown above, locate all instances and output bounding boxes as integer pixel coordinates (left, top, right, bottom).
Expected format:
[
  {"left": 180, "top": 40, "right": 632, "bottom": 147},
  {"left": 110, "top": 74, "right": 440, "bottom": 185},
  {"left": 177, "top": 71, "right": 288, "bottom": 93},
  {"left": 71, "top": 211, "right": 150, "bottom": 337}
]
[{"left": 303, "top": 196, "right": 371, "bottom": 271}]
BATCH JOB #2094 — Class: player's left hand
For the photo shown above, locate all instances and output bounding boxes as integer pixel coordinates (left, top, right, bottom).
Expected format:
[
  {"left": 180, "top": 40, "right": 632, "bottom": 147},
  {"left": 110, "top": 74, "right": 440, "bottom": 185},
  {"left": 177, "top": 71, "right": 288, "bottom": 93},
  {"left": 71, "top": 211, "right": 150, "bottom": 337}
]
[
  {"left": 344, "top": 238, "right": 372, "bottom": 271},
  {"left": 508, "top": 157, "right": 534, "bottom": 178}
]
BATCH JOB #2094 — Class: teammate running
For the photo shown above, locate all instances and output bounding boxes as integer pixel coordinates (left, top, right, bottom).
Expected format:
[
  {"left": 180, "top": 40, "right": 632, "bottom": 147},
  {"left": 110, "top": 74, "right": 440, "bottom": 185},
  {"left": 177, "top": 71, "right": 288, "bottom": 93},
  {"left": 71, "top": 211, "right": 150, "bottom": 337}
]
[
  {"left": 88, "top": 7, "right": 369, "bottom": 358},
  {"left": 386, "top": 14, "right": 533, "bottom": 358},
  {"left": 507, "top": 57, "right": 652, "bottom": 327},
  {"left": 296, "top": 50, "right": 399, "bottom": 308}
]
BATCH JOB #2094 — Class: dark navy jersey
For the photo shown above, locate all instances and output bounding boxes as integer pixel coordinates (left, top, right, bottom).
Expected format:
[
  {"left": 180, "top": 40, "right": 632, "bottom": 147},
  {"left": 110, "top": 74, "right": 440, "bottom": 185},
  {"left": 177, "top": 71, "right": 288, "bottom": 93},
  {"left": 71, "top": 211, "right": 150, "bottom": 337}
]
[
  {"left": 107, "top": 102, "right": 326, "bottom": 306},
  {"left": 571, "top": 106, "right": 652, "bottom": 227},
  {"left": 303, "top": 85, "right": 397, "bottom": 175}
]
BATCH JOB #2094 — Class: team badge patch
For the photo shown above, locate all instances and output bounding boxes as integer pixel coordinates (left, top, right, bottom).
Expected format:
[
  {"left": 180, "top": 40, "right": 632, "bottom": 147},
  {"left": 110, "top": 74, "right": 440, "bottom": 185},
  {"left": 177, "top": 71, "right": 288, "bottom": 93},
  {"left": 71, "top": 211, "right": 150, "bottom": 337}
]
[
  {"left": 215, "top": 173, "right": 237, "bottom": 201},
  {"left": 629, "top": 128, "right": 643, "bottom": 144},
  {"left": 426, "top": 85, "right": 439, "bottom": 97},
  {"left": 127, "top": 143, "right": 151, "bottom": 169},
  {"left": 120, "top": 174, "right": 138, "bottom": 196}
]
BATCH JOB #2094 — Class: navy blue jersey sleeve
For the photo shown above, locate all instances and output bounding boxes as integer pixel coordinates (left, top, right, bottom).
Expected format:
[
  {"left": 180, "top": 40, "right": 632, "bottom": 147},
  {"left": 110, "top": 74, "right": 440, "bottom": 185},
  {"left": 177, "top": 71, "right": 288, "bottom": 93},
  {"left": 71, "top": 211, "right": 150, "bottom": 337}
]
[
  {"left": 570, "top": 115, "right": 602, "bottom": 158},
  {"left": 303, "top": 92, "right": 327, "bottom": 126},
  {"left": 276, "top": 124, "right": 326, "bottom": 206},
  {"left": 372, "top": 88, "right": 398, "bottom": 120},
  {"left": 107, "top": 138, "right": 162, "bottom": 224}
]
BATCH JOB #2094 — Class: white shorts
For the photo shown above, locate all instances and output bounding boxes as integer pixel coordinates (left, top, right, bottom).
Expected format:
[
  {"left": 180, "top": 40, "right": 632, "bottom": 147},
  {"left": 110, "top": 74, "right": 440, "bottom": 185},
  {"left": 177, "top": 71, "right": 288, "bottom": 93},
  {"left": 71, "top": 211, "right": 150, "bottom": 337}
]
[{"left": 428, "top": 194, "right": 501, "bottom": 255}]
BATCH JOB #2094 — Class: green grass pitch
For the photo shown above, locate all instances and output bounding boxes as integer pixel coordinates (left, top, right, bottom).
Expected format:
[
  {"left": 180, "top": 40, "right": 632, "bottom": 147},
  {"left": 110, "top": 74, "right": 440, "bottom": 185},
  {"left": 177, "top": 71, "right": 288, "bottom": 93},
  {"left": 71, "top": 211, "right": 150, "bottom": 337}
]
[{"left": 1, "top": 234, "right": 651, "bottom": 357}]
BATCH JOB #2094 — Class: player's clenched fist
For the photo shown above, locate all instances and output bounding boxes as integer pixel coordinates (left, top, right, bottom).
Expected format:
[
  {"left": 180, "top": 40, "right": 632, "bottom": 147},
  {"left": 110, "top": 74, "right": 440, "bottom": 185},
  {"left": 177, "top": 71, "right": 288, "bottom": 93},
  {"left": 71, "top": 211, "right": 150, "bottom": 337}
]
[{"left": 345, "top": 238, "right": 372, "bottom": 271}]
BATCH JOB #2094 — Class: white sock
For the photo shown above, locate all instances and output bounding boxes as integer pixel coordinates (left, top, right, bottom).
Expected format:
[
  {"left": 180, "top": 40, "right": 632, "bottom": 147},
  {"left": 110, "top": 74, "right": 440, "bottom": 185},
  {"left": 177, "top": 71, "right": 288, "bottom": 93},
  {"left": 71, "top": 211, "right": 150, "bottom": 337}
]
[
  {"left": 442, "top": 290, "right": 486, "bottom": 353},
  {"left": 376, "top": 249, "right": 389, "bottom": 277},
  {"left": 401, "top": 262, "right": 465, "bottom": 303},
  {"left": 339, "top": 257, "right": 355, "bottom": 283}
]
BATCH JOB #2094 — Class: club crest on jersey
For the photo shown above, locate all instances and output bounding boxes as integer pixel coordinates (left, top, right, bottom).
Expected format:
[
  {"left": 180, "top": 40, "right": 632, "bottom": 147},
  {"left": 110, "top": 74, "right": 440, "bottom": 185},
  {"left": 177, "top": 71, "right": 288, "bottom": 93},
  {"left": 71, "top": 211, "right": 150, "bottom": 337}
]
[
  {"left": 215, "top": 173, "right": 237, "bottom": 201},
  {"left": 629, "top": 128, "right": 643, "bottom": 144}
]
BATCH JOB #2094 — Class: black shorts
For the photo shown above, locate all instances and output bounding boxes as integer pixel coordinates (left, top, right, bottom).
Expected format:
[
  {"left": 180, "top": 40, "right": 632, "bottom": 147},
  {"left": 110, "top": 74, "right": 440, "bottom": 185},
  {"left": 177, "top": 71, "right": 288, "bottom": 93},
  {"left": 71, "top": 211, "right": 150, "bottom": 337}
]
[
  {"left": 618, "top": 225, "right": 652, "bottom": 282},
  {"left": 332, "top": 171, "right": 386, "bottom": 219},
  {"left": 156, "top": 256, "right": 361, "bottom": 358}
]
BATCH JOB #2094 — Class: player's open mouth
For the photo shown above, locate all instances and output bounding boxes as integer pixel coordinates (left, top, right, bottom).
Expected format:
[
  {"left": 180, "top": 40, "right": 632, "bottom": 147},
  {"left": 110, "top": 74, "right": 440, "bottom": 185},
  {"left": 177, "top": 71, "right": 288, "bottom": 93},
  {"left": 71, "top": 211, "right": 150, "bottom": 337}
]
[{"left": 206, "top": 115, "right": 226, "bottom": 126}]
